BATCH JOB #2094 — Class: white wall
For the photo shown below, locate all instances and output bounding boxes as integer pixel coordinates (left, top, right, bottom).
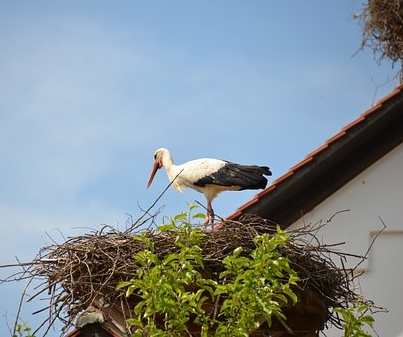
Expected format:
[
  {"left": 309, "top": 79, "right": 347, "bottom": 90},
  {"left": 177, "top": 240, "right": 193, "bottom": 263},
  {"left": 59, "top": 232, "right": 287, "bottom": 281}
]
[{"left": 288, "top": 143, "right": 403, "bottom": 336}]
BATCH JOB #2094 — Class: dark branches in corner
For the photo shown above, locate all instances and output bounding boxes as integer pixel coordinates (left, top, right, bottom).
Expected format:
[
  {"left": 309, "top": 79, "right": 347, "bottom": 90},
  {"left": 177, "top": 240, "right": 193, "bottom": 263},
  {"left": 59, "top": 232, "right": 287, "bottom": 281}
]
[{"left": 357, "top": 0, "right": 403, "bottom": 67}]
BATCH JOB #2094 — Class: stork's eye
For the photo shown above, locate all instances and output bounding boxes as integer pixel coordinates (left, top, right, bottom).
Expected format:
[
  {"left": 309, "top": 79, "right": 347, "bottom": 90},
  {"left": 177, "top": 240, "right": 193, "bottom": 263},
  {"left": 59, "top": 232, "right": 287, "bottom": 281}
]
[{"left": 154, "top": 154, "right": 157, "bottom": 160}]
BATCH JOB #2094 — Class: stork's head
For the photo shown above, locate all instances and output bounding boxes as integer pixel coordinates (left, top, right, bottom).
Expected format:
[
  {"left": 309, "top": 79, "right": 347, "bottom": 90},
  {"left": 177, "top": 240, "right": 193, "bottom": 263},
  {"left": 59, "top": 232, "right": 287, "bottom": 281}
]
[{"left": 147, "top": 148, "right": 168, "bottom": 188}]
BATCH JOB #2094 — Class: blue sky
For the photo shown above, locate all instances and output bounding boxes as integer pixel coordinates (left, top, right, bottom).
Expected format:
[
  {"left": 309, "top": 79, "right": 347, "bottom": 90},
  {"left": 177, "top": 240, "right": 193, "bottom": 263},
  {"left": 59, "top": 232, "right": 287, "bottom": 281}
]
[{"left": 0, "top": 1, "right": 399, "bottom": 335}]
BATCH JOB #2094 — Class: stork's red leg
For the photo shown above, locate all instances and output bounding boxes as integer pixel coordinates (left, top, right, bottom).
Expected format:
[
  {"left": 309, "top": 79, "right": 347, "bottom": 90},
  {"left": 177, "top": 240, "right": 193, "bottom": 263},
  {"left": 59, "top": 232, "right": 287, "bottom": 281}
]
[
  {"left": 209, "top": 206, "right": 215, "bottom": 230},
  {"left": 203, "top": 211, "right": 209, "bottom": 230},
  {"left": 203, "top": 201, "right": 212, "bottom": 230},
  {"left": 202, "top": 200, "right": 215, "bottom": 231}
]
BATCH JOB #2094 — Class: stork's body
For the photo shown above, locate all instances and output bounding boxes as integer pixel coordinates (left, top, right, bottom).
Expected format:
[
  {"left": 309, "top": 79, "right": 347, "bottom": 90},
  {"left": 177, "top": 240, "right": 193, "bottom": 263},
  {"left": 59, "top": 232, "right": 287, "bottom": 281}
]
[{"left": 147, "top": 148, "right": 272, "bottom": 230}]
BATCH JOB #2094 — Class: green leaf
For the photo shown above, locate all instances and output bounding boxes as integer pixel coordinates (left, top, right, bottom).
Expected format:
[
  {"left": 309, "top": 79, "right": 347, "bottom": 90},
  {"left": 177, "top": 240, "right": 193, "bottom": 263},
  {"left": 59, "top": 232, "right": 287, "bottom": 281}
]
[
  {"left": 163, "top": 253, "right": 179, "bottom": 265},
  {"left": 192, "top": 212, "right": 206, "bottom": 219},
  {"left": 126, "top": 318, "right": 143, "bottom": 327},
  {"left": 134, "top": 301, "right": 145, "bottom": 315},
  {"left": 116, "top": 280, "right": 133, "bottom": 290},
  {"left": 282, "top": 286, "right": 298, "bottom": 304},
  {"left": 157, "top": 223, "right": 176, "bottom": 232},
  {"left": 188, "top": 203, "right": 198, "bottom": 211},
  {"left": 233, "top": 246, "right": 243, "bottom": 257},
  {"left": 174, "top": 212, "right": 187, "bottom": 221},
  {"left": 360, "top": 315, "right": 374, "bottom": 327},
  {"left": 214, "top": 285, "right": 228, "bottom": 296},
  {"left": 125, "top": 284, "right": 137, "bottom": 297}
]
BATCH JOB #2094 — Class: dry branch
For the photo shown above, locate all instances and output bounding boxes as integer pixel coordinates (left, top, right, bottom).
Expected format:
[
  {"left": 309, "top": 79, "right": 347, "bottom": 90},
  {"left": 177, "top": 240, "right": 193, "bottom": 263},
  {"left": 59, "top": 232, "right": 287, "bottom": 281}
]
[{"left": 359, "top": 0, "right": 403, "bottom": 65}]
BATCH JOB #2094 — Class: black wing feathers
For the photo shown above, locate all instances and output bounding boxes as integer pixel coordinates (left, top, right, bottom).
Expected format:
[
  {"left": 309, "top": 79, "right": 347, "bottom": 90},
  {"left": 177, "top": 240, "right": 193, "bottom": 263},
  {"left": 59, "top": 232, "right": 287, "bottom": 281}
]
[{"left": 194, "top": 161, "right": 272, "bottom": 190}]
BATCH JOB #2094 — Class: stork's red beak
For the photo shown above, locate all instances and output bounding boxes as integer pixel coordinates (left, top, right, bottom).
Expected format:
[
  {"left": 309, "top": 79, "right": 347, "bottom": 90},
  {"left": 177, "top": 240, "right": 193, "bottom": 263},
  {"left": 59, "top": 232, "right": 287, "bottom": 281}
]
[{"left": 147, "top": 160, "right": 162, "bottom": 188}]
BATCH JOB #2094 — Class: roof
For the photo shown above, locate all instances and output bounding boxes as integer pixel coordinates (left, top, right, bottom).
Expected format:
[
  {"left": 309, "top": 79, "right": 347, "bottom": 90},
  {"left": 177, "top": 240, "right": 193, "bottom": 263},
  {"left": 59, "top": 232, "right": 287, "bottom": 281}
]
[
  {"left": 227, "top": 84, "right": 403, "bottom": 227},
  {"left": 67, "top": 323, "right": 122, "bottom": 337},
  {"left": 66, "top": 307, "right": 125, "bottom": 337}
]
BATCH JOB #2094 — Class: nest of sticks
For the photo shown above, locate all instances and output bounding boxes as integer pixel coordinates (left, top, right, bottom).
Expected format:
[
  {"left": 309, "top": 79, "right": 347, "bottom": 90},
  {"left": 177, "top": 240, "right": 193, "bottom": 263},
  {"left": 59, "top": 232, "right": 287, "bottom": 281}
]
[
  {"left": 359, "top": 0, "right": 403, "bottom": 65},
  {"left": 2, "top": 212, "right": 373, "bottom": 336}
]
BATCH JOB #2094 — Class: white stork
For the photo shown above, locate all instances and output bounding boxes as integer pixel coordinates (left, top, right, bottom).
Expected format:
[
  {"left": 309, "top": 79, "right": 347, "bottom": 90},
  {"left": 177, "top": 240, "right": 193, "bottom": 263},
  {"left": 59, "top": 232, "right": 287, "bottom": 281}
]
[{"left": 147, "top": 148, "right": 272, "bottom": 230}]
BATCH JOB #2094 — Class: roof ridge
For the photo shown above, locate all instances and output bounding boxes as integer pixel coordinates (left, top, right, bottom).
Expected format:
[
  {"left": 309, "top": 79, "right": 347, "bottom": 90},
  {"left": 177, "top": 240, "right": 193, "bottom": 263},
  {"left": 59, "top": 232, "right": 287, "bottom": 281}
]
[{"left": 227, "top": 84, "right": 403, "bottom": 221}]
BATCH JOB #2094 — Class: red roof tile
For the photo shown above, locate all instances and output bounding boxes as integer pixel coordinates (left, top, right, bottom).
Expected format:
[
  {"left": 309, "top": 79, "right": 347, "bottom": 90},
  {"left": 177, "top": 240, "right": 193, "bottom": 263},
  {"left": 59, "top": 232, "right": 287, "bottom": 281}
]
[
  {"left": 359, "top": 103, "right": 382, "bottom": 117},
  {"left": 272, "top": 170, "right": 295, "bottom": 185},
  {"left": 376, "top": 86, "right": 401, "bottom": 105},
  {"left": 303, "top": 143, "right": 329, "bottom": 161},
  {"left": 256, "top": 184, "right": 276, "bottom": 197},
  {"left": 340, "top": 115, "right": 366, "bottom": 132},
  {"left": 288, "top": 155, "right": 314, "bottom": 172},
  {"left": 325, "top": 130, "right": 347, "bottom": 145}
]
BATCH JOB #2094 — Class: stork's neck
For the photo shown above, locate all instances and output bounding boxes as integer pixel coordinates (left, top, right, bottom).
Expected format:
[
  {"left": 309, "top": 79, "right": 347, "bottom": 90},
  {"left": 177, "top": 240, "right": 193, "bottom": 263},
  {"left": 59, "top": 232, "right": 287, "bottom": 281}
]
[{"left": 161, "top": 151, "right": 181, "bottom": 183}]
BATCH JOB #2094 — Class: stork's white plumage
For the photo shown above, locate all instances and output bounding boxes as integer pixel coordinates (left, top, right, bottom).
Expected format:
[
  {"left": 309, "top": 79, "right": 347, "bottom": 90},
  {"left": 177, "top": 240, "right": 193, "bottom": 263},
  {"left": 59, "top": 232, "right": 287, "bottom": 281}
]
[{"left": 147, "top": 148, "right": 272, "bottom": 230}]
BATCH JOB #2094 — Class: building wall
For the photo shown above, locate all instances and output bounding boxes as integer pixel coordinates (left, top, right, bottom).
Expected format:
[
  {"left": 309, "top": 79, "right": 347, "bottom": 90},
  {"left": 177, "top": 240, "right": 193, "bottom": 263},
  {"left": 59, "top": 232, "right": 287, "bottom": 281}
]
[{"left": 288, "top": 143, "right": 403, "bottom": 337}]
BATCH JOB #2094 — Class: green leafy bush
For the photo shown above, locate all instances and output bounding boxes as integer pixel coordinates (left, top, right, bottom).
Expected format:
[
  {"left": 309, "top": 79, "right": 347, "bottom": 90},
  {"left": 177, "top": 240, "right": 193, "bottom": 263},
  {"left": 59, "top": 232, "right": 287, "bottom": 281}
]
[{"left": 117, "top": 207, "right": 299, "bottom": 336}]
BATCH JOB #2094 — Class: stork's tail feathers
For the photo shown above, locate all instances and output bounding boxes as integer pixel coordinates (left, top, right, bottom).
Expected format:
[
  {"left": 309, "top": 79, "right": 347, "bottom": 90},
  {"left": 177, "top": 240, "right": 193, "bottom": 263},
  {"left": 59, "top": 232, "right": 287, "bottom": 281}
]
[{"left": 230, "top": 164, "right": 272, "bottom": 190}]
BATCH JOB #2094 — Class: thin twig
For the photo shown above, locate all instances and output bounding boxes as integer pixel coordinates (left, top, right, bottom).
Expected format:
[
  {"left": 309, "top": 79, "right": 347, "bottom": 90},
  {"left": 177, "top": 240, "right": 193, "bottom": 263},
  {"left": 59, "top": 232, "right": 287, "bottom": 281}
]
[{"left": 124, "top": 169, "right": 184, "bottom": 234}]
